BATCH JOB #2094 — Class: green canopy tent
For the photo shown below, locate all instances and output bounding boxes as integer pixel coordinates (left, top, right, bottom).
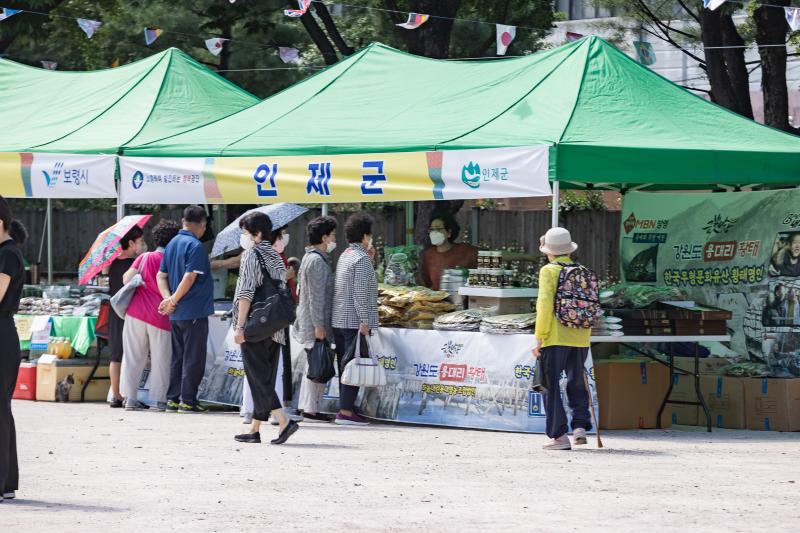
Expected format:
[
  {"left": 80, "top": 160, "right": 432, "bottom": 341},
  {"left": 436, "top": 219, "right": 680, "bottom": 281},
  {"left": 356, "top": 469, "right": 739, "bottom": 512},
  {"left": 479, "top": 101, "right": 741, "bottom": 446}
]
[
  {"left": 122, "top": 37, "right": 800, "bottom": 194},
  {"left": 0, "top": 48, "right": 259, "bottom": 281}
]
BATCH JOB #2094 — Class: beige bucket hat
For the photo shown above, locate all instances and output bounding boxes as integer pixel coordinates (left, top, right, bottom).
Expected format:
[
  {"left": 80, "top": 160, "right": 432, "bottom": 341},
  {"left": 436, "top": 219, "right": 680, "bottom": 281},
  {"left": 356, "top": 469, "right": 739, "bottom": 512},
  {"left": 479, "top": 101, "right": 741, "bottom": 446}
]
[{"left": 539, "top": 227, "right": 578, "bottom": 256}]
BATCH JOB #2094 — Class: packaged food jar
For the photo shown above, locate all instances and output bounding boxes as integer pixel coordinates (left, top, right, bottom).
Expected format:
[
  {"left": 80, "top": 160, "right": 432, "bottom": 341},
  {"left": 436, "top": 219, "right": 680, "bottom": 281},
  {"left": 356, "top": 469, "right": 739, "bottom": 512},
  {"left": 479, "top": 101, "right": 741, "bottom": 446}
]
[
  {"left": 504, "top": 270, "right": 517, "bottom": 287},
  {"left": 468, "top": 269, "right": 480, "bottom": 286},
  {"left": 490, "top": 251, "right": 503, "bottom": 269},
  {"left": 486, "top": 269, "right": 503, "bottom": 288},
  {"left": 477, "top": 251, "right": 489, "bottom": 269}
]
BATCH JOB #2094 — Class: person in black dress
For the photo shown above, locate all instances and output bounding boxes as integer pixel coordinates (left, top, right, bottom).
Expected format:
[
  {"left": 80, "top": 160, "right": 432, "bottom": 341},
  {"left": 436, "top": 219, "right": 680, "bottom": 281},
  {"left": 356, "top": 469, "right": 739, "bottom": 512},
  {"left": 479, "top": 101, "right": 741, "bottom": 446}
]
[
  {"left": 0, "top": 196, "right": 28, "bottom": 502},
  {"left": 107, "top": 225, "right": 145, "bottom": 408}
]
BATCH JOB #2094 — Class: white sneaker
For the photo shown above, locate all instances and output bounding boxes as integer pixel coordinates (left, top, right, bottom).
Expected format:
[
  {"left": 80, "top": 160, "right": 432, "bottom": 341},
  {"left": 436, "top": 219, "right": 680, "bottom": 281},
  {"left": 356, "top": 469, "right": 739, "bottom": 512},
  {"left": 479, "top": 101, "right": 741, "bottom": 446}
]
[
  {"left": 573, "top": 428, "right": 588, "bottom": 446},
  {"left": 542, "top": 435, "right": 571, "bottom": 450},
  {"left": 3, "top": 491, "right": 15, "bottom": 499}
]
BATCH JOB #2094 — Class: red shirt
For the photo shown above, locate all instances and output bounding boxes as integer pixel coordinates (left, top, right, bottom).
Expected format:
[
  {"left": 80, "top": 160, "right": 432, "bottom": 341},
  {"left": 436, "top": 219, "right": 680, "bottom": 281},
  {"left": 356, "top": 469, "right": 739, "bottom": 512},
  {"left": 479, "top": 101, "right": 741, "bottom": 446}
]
[{"left": 421, "top": 243, "right": 478, "bottom": 290}]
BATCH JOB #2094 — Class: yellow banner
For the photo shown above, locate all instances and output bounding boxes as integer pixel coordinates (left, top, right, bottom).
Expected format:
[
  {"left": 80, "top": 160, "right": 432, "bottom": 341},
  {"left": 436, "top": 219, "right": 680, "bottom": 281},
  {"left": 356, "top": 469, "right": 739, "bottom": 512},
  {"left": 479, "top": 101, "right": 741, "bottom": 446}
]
[
  {"left": 0, "top": 152, "right": 26, "bottom": 198},
  {"left": 210, "top": 151, "right": 434, "bottom": 203}
]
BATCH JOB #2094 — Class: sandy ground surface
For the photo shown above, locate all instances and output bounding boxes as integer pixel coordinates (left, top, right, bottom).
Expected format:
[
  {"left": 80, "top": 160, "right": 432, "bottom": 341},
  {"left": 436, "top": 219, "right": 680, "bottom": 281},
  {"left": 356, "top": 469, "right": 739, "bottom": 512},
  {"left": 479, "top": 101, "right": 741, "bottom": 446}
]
[{"left": 1, "top": 401, "right": 799, "bottom": 533}]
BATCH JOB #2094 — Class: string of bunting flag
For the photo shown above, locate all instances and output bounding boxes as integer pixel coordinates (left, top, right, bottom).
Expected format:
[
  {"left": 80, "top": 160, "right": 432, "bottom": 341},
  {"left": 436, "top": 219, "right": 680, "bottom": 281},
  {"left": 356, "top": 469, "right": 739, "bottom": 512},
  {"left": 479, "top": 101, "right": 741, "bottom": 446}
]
[{"left": 1, "top": 0, "right": 799, "bottom": 71}]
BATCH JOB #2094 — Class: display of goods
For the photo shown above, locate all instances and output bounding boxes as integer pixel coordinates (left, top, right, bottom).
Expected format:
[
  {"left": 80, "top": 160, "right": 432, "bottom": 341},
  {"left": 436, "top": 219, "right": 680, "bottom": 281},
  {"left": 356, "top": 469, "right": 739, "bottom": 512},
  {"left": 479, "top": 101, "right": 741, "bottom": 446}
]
[
  {"left": 378, "top": 285, "right": 454, "bottom": 327},
  {"left": 722, "top": 362, "right": 770, "bottom": 377},
  {"left": 382, "top": 245, "right": 423, "bottom": 286},
  {"left": 479, "top": 313, "right": 536, "bottom": 335},
  {"left": 433, "top": 308, "right": 494, "bottom": 331},
  {"left": 600, "top": 284, "right": 687, "bottom": 309},
  {"left": 18, "top": 294, "right": 105, "bottom": 317}
]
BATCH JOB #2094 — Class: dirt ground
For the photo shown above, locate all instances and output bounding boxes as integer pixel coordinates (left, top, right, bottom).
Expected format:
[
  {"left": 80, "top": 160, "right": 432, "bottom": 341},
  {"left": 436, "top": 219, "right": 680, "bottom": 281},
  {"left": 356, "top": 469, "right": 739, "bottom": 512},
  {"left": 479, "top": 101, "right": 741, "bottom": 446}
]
[{"left": 1, "top": 401, "right": 799, "bottom": 532}]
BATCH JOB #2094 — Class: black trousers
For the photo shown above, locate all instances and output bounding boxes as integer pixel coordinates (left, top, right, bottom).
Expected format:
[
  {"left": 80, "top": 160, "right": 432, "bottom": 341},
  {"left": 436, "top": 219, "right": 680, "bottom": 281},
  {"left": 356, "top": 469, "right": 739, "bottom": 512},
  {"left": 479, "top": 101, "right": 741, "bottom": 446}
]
[
  {"left": 168, "top": 318, "right": 209, "bottom": 406},
  {"left": 242, "top": 338, "right": 282, "bottom": 422},
  {"left": 542, "top": 345, "right": 592, "bottom": 439},
  {"left": 281, "top": 327, "right": 293, "bottom": 403},
  {"left": 333, "top": 328, "right": 360, "bottom": 412},
  {"left": 0, "top": 318, "right": 20, "bottom": 493}
]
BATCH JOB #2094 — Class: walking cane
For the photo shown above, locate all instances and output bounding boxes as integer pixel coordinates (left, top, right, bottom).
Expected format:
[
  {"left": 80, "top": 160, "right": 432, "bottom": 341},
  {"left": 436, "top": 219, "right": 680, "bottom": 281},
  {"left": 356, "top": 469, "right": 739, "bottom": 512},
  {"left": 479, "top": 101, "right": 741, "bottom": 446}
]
[{"left": 583, "top": 371, "right": 603, "bottom": 448}]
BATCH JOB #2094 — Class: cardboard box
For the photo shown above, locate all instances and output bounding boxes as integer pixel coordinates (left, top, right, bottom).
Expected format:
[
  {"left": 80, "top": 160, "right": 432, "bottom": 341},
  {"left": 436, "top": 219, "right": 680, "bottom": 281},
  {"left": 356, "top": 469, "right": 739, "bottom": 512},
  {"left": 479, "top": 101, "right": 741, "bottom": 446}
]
[
  {"left": 13, "top": 361, "right": 37, "bottom": 400},
  {"left": 744, "top": 378, "right": 800, "bottom": 432},
  {"left": 672, "top": 356, "right": 730, "bottom": 376},
  {"left": 699, "top": 376, "right": 746, "bottom": 429},
  {"left": 595, "top": 359, "right": 671, "bottom": 430},
  {"left": 36, "top": 356, "right": 110, "bottom": 402},
  {"left": 668, "top": 373, "right": 699, "bottom": 426}
]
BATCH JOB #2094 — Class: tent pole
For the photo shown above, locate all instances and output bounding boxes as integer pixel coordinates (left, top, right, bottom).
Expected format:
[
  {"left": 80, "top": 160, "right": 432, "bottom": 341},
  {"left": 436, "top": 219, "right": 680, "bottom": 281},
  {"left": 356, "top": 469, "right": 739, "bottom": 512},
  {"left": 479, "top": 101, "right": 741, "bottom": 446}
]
[
  {"left": 551, "top": 180, "right": 560, "bottom": 229},
  {"left": 47, "top": 199, "right": 53, "bottom": 284},
  {"left": 321, "top": 204, "right": 328, "bottom": 216},
  {"left": 405, "top": 202, "right": 414, "bottom": 247}
]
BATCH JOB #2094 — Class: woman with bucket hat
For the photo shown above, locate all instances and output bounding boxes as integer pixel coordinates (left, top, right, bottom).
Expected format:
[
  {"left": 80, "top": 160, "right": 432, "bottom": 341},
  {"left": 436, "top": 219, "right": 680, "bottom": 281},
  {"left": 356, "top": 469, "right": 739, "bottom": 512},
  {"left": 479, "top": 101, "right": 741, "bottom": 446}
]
[{"left": 532, "top": 227, "right": 594, "bottom": 451}]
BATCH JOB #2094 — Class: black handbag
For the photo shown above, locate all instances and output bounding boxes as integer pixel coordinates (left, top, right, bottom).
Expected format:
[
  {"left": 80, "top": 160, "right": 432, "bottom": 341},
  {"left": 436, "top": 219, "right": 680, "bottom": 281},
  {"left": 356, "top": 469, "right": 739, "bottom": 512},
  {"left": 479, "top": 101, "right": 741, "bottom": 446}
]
[
  {"left": 244, "top": 252, "right": 297, "bottom": 343},
  {"left": 530, "top": 353, "right": 549, "bottom": 393},
  {"left": 306, "top": 339, "right": 336, "bottom": 384}
]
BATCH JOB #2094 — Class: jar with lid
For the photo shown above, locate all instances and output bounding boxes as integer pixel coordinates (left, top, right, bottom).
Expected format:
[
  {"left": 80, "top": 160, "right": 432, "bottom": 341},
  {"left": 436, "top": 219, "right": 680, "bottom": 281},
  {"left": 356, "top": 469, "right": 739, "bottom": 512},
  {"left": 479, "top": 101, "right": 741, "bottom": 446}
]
[{"left": 489, "top": 251, "right": 503, "bottom": 269}]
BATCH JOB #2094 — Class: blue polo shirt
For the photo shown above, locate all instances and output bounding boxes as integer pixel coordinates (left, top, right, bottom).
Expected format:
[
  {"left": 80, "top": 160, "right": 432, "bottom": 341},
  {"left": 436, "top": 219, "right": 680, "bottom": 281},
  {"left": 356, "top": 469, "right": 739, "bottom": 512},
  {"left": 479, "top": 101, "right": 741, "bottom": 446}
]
[{"left": 159, "top": 229, "right": 214, "bottom": 321}]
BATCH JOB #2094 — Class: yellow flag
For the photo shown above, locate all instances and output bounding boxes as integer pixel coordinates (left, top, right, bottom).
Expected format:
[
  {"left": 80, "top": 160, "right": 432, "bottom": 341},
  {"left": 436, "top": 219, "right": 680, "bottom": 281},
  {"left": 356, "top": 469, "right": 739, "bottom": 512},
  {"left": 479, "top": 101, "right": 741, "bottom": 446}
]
[{"left": 111, "top": 58, "right": 120, "bottom": 68}]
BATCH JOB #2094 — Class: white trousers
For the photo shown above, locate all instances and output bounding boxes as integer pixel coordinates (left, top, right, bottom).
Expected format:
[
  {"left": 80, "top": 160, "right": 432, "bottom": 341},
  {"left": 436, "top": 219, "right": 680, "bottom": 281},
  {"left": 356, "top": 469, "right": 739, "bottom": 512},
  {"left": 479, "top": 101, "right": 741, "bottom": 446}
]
[{"left": 120, "top": 315, "right": 172, "bottom": 403}]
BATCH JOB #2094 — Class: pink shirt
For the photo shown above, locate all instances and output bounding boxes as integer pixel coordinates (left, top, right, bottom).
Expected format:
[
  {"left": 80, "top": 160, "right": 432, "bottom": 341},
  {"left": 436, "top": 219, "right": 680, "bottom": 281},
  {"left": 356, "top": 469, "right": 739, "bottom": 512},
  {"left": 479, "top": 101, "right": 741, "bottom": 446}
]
[{"left": 127, "top": 251, "right": 170, "bottom": 331}]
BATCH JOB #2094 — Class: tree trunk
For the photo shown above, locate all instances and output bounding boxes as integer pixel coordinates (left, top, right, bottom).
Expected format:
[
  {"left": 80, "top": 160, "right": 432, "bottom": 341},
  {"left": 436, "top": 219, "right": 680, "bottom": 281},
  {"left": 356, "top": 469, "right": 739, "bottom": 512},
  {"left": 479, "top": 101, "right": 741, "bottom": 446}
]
[
  {"left": 720, "top": 15, "right": 754, "bottom": 119},
  {"left": 288, "top": 0, "right": 339, "bottom": 65},
  {"left": 755, "top": 1, "right": 795, "bottom": 132},
  {"left": 700, "top": 9, "right": 752, "bottom": 118},
  {"left": 313, "top": 2, "right": 354, "bottom": 56},
  {"left": 218, "top": 25, "right": 232, "bottom": 76}
]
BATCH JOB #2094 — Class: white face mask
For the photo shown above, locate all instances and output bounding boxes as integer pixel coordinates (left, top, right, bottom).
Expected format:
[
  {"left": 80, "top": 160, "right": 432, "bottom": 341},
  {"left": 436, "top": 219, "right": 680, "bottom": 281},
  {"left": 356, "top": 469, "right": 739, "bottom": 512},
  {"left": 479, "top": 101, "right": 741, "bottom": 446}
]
[
  {"left": 239, "top": 233, "right": 255, "bottom": 251},
  {"left": 326, "top": 240, "right": 337, "bottom": 253},
  {"left": 367, "top": 237, "right": 373, "bottom": 250},
  {"left": 274, "top": 233, "right": 288, "bottom": 254},
  {"left": 136, "top": 241, "right": 149, "bottom": 255},
  {"left": 429, "top": 231, "right": 446, "bottom": 247}
]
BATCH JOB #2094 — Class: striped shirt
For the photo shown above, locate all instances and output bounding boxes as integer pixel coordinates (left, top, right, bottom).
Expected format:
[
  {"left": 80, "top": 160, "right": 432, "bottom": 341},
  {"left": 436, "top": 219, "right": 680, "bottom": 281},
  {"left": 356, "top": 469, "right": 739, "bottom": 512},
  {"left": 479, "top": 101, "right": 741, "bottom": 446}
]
[
  {"left": 233, "top": 241, "right": 287, "bottom": 345},
  {"left": 332, "top": 244, "right": 379, "bottom": 330}
]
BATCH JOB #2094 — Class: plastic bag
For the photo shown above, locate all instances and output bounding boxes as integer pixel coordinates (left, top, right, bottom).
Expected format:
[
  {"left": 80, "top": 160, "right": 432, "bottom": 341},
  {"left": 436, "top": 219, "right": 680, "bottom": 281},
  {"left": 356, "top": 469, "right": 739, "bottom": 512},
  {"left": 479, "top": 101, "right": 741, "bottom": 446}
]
[{"left": 306, "top": 340, "right": 336, "bottom": 384}]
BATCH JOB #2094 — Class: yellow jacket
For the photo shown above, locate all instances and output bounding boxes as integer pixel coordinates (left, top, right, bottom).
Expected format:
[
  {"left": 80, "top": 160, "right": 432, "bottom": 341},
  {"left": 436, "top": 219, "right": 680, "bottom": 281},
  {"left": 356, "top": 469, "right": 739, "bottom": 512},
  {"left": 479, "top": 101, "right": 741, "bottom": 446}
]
[{"left": 534, "top": 256, "right": 591, "bottom": 348}]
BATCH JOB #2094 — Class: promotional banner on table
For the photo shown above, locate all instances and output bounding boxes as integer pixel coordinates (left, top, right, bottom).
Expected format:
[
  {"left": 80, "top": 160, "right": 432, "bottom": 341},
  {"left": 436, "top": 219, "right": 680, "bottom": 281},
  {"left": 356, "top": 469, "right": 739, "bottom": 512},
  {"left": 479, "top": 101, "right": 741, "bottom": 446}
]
[
  {"left": 620, "top": 189, "right": 800, "bottom": 377},
  {"left": 311, "top": 328, "right": 596, "bottom": 434},
  {"left": 119, "top": 146, "right": 551, "bottom": 205},
  {"left": 0, "top": 153, "right": 117, "bottom": 198},
  {"left": 196, "top": 325, "right": 597, "bottom": 434}
]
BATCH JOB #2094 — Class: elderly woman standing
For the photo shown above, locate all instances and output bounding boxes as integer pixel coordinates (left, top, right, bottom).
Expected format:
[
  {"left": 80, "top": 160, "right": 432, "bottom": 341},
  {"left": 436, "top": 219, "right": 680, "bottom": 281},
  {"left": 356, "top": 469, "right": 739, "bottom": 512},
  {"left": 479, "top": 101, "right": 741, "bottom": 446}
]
[
  {"left": 293, "top": 216, "right": 338, "bottom": 422},
  {"left": 233, "top": 212, "right": 299, "bottom": 445}
]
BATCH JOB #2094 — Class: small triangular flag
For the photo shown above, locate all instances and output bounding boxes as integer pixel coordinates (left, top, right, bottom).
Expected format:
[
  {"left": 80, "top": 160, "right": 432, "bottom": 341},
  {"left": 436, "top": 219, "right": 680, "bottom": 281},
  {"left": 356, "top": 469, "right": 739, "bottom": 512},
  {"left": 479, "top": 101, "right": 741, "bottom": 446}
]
[
  {"left": 703, "top": 0, "right": 727, "bottom": 11},
  {"left": 566, "top": 32, "right": 584, "bottom": 42},
  {"left": 397, "top": 13, "right": 429, "bottom": 30},
  {"left": 284, "top": 0, "right": 311, "bottom": 17},
  {"left": 41, "top": 61, "right": 57, "bottom": 70},
  {"left": 111, "top": 58, "right": 120, "bottom": 68},
  {"left": 786, "top": 7, "right": 800, "bottom": 32},
  {"left": 633, "top": 41, "right": 656, "bottom": 66},
  {"left": 0, "top": 8, "right": 21, "bottom": 21},
  {"left": 496, "top": 24, "right": 516, "bottom": 56},
  {"left": 279, "top": 47, "right": 300, "bottom": 64},
  {"left": 144, "top": 28, "right": 163, "bottom": 46},
  {"left": 77, "top": 18, "right": 102, "bottom": 39},
  {"left": 205, "top": 38, "right": 227, "bottom": 56}
]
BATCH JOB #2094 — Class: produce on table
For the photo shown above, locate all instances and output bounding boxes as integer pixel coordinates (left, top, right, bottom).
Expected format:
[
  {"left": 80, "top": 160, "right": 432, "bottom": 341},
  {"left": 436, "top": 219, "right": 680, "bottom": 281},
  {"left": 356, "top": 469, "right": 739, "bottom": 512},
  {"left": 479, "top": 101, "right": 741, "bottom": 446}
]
[
  {"left": 479, "top": 313, "right": 536, "bottom": 335},
  {"left": 433, "top": 308, "right": 494, "bottom": 332}
]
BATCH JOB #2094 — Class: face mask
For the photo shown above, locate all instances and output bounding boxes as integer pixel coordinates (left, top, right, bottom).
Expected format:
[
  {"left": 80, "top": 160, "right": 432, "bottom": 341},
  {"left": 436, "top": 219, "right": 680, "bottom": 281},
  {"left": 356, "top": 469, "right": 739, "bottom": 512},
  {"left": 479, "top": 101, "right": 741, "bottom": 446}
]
[
  {"left": 367, "top": 237, "right": 373, "bottom": 250},
  {"left": 274, "top": 234, "right": 287, "bottom": 254},
  {"left": 239, "top": 233, "right": 255, "bottom": 251},
  {"left": 326, "top": 241, "right": 337, "bottom": 253},
  {"left": 282, "top": 233, "right": 290, "bottom": 247},
  {"left": 137, "top": 241, "right": 148, "bottom": 254},
  {"left": 429, "top": 231, "right": 446, "bottom": 247}
]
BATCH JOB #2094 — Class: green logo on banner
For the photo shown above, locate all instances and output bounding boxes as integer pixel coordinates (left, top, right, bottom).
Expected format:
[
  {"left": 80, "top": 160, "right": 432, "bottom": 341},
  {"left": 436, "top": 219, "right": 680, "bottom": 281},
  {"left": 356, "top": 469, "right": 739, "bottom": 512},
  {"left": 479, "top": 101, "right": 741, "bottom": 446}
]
[{"left": 462, "top": 162, "right": 481, "bottom": 189}]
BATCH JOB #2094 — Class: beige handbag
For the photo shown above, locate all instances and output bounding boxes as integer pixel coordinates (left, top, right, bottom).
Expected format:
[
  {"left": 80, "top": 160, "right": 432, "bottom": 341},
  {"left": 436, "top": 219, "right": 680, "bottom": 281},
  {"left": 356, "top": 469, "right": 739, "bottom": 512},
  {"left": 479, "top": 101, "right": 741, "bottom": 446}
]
[{"left": 340, "top": 334, "right": 387, "bottom": 388}]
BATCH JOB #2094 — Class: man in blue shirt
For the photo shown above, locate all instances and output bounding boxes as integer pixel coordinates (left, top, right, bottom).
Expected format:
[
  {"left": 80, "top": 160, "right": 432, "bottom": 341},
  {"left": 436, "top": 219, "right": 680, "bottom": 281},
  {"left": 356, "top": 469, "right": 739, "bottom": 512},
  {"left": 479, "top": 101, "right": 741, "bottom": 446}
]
[{"left": 157, "top": 206, "right": 214, "bottom": 414}]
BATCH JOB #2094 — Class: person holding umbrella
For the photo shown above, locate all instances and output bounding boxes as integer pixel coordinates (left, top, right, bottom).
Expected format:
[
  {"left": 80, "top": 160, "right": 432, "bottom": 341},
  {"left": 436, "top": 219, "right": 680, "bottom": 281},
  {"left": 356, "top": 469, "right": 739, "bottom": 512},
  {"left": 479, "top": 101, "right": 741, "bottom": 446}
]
[
  {"left": 107, "top": 225, "right": 146, "bottom": 408},
  {"left": 233, "top": 212, "right": 299, "bottom": 445},
  {"left": 157, "top": 206, "right": 214, "bottom": 414}
]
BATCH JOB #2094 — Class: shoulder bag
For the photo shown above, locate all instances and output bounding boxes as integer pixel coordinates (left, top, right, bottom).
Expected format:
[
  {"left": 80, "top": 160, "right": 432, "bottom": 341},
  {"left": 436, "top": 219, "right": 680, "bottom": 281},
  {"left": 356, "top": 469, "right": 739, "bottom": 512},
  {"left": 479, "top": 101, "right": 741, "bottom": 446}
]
[
  {"left": 109, "top": 254, "right": 147, "bottom": 318},
  {"left": 244, "top": 250, "right": 297, "bottom": 343}
]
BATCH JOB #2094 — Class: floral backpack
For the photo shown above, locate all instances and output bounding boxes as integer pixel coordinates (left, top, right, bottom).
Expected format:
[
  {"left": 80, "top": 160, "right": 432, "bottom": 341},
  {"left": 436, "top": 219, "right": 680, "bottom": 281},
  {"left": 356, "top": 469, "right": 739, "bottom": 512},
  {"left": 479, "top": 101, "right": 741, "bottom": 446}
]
[{"left": 553, "top": 262, "right": 602, "bottom": 329}]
